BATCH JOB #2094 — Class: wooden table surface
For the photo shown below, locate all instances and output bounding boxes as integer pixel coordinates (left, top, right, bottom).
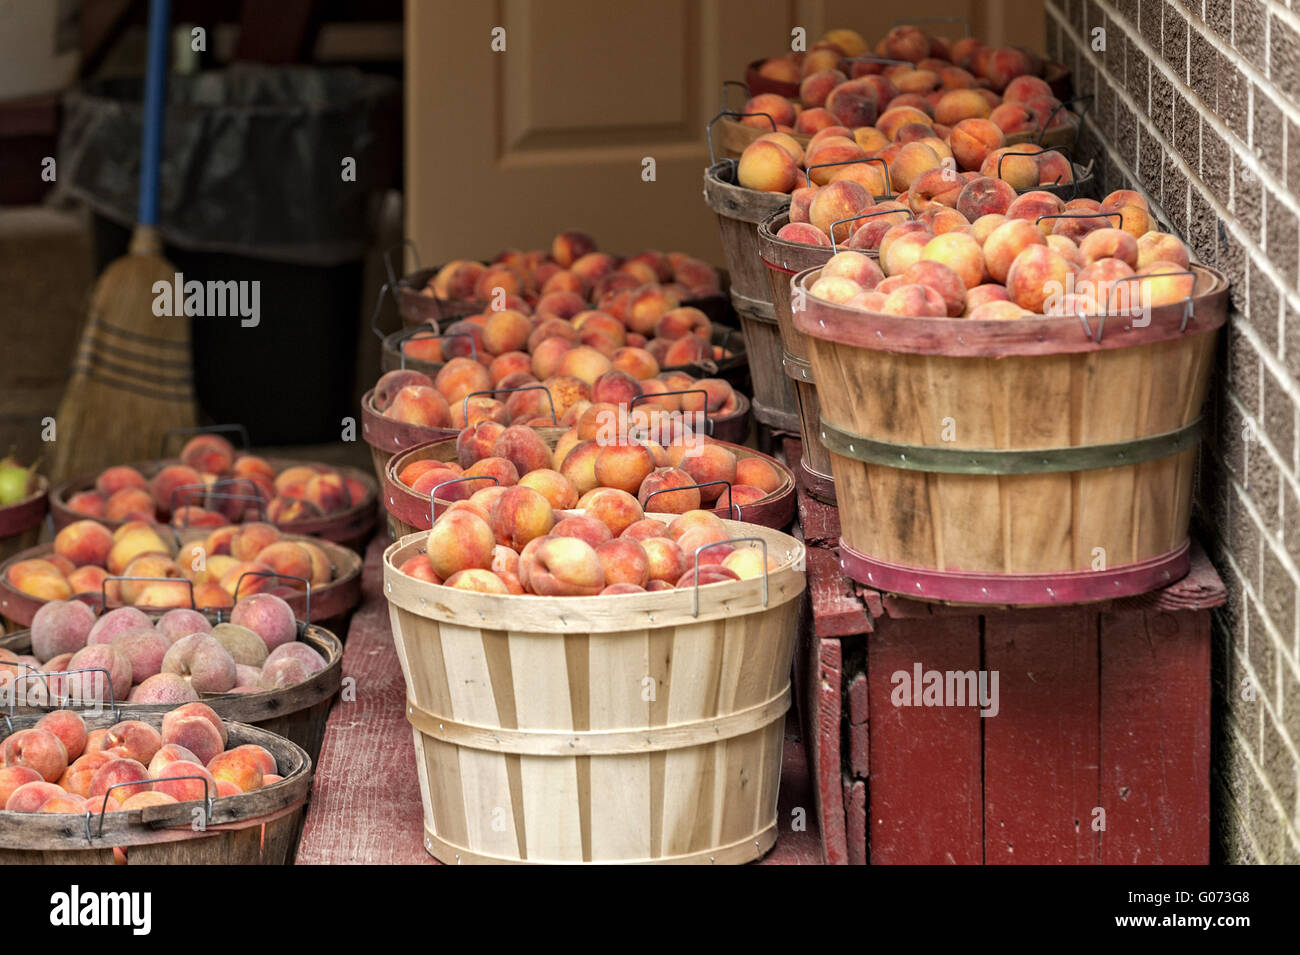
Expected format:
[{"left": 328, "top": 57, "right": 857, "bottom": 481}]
[{"left": 296, "top": 535, "right": 824, "bottom": 865}]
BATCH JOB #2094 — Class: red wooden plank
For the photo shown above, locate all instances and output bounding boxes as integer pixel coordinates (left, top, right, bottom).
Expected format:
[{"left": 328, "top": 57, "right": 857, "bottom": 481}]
[
  {"left": 807, "top": 545, "right": 871, "bottom": 637},
  {"left": 982, "top": 608, "right": 1100, "bottom": 864},
  {"left": 296, "top": 537, "right": 433, "bottom": 865},
  {"left": 843, "top": 778, "right": 867, "bottom": 865},
  {"left": 1113, "top": 541, "right": 1226, "bottom": 613},
  {"left": 1098, "top": 608, "right": 1211, "bottom": 863},
  {"left": 808, "top": 636, "right": 847, "bottom": 865},
  {"left": 847, "top": 672, "right": 868, "bottom": 780},
  {"left": 867, "top": 615, "right": 983, "bottom": 864},
  {"left": 856, "top": 586, "right": 884, "bottom": 619}
]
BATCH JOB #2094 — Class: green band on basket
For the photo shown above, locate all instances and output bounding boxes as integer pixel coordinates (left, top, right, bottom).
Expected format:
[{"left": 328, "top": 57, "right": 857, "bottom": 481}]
[{"left": 818, "top": 417, "right": 1203, "bottom": 475}]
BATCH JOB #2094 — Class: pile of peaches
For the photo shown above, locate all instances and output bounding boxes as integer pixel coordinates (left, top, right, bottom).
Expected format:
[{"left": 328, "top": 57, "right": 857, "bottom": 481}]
[
  {"left": 397, "top": 402, "right": 784, "bottom": 519},
  {"left": 5, "top": 517, "right": 337, "bottom": 610},
  {"left": 374, "top": 338, "right": 743, "bottom": 431},
  {"left": 0, "top": 703, "right": 282, "bottom": 815},
  {"left": 63, "top": 434, "right": 368, "bottom": 529},
  {"left": 3, "top": 590, "right": 326, "bottom": 704},
  {"left": 423, "top": 230, "right": 721, "bottom": 315},
  {"left": 799, "top": 188, "right": 1194, "bottom": 320},
  {"left": 736, "top": 26, "right": 1076, "bottom": 198},
  {"left": 399, "top": 504, "right": 776, "bottom": 597}
]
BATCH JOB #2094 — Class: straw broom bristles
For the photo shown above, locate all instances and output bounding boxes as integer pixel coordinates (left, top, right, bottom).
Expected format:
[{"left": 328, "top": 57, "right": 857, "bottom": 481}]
[{"left": 51, "top": 227, "right": 197, "bottom": 481}]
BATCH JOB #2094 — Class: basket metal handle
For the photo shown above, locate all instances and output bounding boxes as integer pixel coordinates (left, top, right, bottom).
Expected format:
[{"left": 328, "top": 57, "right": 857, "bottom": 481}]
[
  {"left": 5, "top": 665, "right": 121, "bottom": 729},
  {"left": 804, "top": 156, "right": 892, "bottom": 196},
  {"left": 93, "top": 773, "right": 212, "bottom": 840},
  {"left": 629, "top": 389, "right": 715, "bottom": 436},
  {"left": 690, "top": 536, "right": 770, "bottom": 618},
  {"left": 829, "top": 207, "right": 914, "bottom": 254},
  {"left": 705, "top": 108, "right": 777, "bottom": 167},
  {"left": 233, "top": 571, "right": 312, "bottom": 621},
  {"left": 399, "top": 329, "right": 476, "bottom": 369},
  {"left": 382, "top": 239, "right": 422, "bottom": 305},
  {"left": 427, "top": 475, "right": 499, "bottom": 523},
  {"left": 643, "top": 480, "right": 738, "bottom": 522}
]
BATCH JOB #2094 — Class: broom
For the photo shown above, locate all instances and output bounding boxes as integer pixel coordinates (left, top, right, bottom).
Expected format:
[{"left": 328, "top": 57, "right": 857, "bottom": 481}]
[{"left": 52, "top": 0, "right": 196, "bottom": 481}]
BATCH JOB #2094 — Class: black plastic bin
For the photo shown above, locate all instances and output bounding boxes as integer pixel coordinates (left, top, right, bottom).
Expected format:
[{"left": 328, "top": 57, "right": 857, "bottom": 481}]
[{"left": 61, "top": 66, "right": 400, "bottom": 445}]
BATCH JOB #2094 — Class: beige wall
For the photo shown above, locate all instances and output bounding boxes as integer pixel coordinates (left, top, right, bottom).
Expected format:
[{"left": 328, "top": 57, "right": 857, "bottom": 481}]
[{"left": 405, "top": 0, "right": 1045, "bottom": 268}]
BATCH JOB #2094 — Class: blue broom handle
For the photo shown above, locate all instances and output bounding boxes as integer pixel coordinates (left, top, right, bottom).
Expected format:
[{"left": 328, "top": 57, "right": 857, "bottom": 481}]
[{"left": 137, "top": 0, "right": 171, "bottom": 227}]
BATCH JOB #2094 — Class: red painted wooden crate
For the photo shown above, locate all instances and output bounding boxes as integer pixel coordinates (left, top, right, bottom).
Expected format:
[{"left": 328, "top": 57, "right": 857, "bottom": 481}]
[{"left": 787, "top": 438, "right": 1221, "bottom": 866}]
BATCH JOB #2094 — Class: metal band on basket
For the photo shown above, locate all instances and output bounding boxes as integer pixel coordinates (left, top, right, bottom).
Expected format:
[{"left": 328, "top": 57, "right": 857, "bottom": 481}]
[{"left": 818, "top": 417, "right": 1204, "bottom": 474}]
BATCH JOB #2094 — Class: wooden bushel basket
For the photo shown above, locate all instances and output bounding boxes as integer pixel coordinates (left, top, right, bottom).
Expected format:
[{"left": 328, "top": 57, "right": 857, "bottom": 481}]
[
  {"left": 382, "top": 429, "right": 797, "bottom": 537},
  {"left": 0, "top": 715, "right": 312, "bottom": 865},
  {"left": 383, "top": 522, "right": 805, "bottom": 864},
  {"left": 360, "top": 386, "right": 459, "bottom": 490},
  {"left": 702, "top": 160, "right": 800, "bottom": 433},
  {"left": 756, "top": 211, "right": 849, "bottom": 503},
  {"left": 793, "top": 263, "right": 1230, "bottom": 605},
  {"left": 0, "top": 476, "right": 48, "bottom": 569}
]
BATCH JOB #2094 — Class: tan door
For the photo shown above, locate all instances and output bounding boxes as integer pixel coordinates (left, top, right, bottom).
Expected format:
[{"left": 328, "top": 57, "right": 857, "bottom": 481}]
[{"left": 405, "top": 0, "right": 1044, "bottom": 269}]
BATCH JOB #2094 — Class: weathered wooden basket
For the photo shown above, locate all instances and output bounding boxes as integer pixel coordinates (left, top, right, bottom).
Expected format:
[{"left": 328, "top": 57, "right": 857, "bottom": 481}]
[
  {"left": 703, "top": 161, "right": 800, "bottom": 433},
  {"left": 1, "top": 616, "right": 341, "bottom": 765},
  {"left": 51, "top": 458, "right": 378, "bottom": 553},
  {"left": 756, "top": 211, "right": 843, "bottom": 503},
  {"left": 383, "top": 429, "right": 797, "bottom": 536},
  {"left": 0, "top": 476, "right": 48, "bottom": 570},
  {"left": 360, "top": 387, "right": 460, "bottom": 489},
  {"left": 793, "top": 262, "right": 1230, "bottom": 605},
  {"left": 382, "top": 521, "right": 805, "bottom": 864},
  {"left": 0, "top": 715, "right": 312, "bottom": 864},
  {"left": 0, "top": 533, "right": 362, "bottom": 635}
]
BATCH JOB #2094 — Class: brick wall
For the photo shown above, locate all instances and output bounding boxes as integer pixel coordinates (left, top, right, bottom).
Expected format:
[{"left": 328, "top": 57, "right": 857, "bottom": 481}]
[{"left": 1045, "top": 0, "right": 1300, "bottom": 863}]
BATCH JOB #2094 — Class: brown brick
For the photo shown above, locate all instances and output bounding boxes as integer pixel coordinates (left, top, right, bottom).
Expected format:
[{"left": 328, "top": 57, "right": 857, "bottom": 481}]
[
  {"left": 1189, "top": 28, "right": 1220, "bottom": 110},
  {"left": 1289, "top": 119, "right": 1300, "bottom": 198},
  {"left": 1173, "top": 98, "right": 1201, "bottom": 170},
  {"left": 1228, "top": 322, "right": 1263, "bottom": 416},
  {"left": 1139, "top": 123, "right": 1162, "bottom": 193},
  {"left": 1206, "top": 0, "right": 1231, "bottom": 41},
  {"left": 1096, "top": 74, "right": 1117, "bottom": 141},
  {"left": 1202, "top": 123, "right": 1231, "bottom": 205},
  {"left": 1163, "top": 154, "right": 1190, "bottom": 232},
  {"left": 1281, "top": 481, "right": 1300, "bottom": 569},
  {"left": 1164, "top": 2, "right": 1190, "bottom": 76},
  {"left": 1066, "top": 0, "right": 1085, "bottom": 35},
  {"left": 1127, "top": 35, "right": 1151, "bottom": 113},
  {"left": 1285, "top": 670, "right": 1300, "bottom": 757},
  {"left": 1246, "top": 441, "right": 1282, "bottom": 535},
  {"left": 1248, "top": 258, "right": 1281, "bottom": 352},
  {"left": 1115, "top": 100, "right": 1139, "bottom": 171},
  {"left": 1270, "top": 12, "right": 1300, "bottom": 93},
  {"left": 1233, "top": 0, "right": 1268, "bottom": 71},
  {"left": 1115, "top": 0, "right": 1140, "bottom": 31},
  {"left": 1151, "top": 69, "right": 1175, "bottom": 144},
  {"left": 1260, "top": 544, "right": 1297, "bottom": 650},
  {"left": 1221, "top": 394, "right": 1249, "bottom": 479},
  {"left": 1218, "top": 62, "right": 1250, "bottom": 144},
  {"left": 1261, "top": 364, "right": 1296, "bottom": 466},
  {"left": 1140, "top": 0, "right": 1162, "bottom": 49},
  {"left": 1246, "top": 600, "right": 1276, "bottom": 700},
  {"left": 1219, "top": 224, "right": 1249, "bottom": 308},
  {"left": 1188, "top": 181, "right": 1219, "bottom": 263},
  {"left": 1253, "top": 87, "right": 1284, "bottom": 180},
  {"left": 1232, "top": 152, "right": 1263, "bottom": 240},
  {"left": 1260, "top": 712, "right": 1297, "bottom": 815},
  {"left": 1265, "top": 191, "right": 1299, "bottom": 288},
  {"left": 1102, "top": 10, "right": 1125, "bottom": 78}
]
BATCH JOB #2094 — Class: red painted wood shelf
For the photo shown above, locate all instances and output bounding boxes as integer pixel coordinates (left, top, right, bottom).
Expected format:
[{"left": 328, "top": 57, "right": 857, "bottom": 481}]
[
  {"left": 785, "top": 436, "right": 1223, "bottom": 866},
  {"left": 295, "top": 535, "right": 824, "bottom": 865}
]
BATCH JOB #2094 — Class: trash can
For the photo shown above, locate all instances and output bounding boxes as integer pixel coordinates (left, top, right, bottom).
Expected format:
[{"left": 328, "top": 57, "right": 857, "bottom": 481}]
[{"left": 58, "top": 65, "right": 400, "bottom": 445}]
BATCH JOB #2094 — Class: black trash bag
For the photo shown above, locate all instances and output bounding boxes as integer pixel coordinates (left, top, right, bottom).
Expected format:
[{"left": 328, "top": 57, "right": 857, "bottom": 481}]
[{"left": 59, "top": 65, "right": 400, "bottom": 267}]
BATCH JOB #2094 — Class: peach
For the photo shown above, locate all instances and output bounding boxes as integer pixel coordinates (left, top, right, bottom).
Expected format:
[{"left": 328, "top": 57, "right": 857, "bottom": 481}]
[
  {"left": 488, "top": 352, "right": 532, "bottom": 387},
  {"left": 96, "top": 465, "right": 148, "bottom": 498},
  {"left": 637, "top": 537, "right": 686, "bottom": 585},
  {"left": 66, "top": 644, "right": 133, "bottom": 702},
  {"left": 30, "top": 599, "right": 96, "bottom": 661},
  {"left": 637, "top": 466, "right": 702, "bottom": 514},
  {"left": 119, "top": 791, "right": 179, "bottom": 811},
  {"left": 111, "top": 628, "right": 170, "bottom": 683},
  {"left": 963, "top": 284, "right": 1012, "bottom": 316},
  {"left": 132, "top": 672, "right": 200, "bottom": 704},
  {"left": 1005, "top": 245, "right": 1076, "bottom": 313},
  {"left": 676, "top": 564, "right": 741, "bottom": 588},
  {"left": 583, "top": 488, "right": 644, "bottom": 537},
  {"left": 551, "top": 515, "right": 614, "bottom": 549},
  {"left": 556, "top": 346, "right": 613, "bottom": 387},
  {"left": 106, "top": 523, "right": 171, "bottom": 575},
  {"left": 881, "top": 283, "right": 947, "bottom": 316},
  {"left": 1006, "top": 191, "right": 1067, "bottom": 236},
  {"left": 6, "top": 780, "right": 65, "bottom": 811},
  {"left": 740, "top": 93, "right": 796, "bottom": 129},
  {"left": 1079, "top": 228, "right": 1139, "bottom": 267},
  {"left": 799, "top": 68, "right": 846, "bottom": 109},
  {"left": 1036, "top": 150, "right": 1074, "bottom": 187},
  {"left": 1003, "top": 75, "right": 1053, "bottom": 103},
  {"left": 480, "top": 309, "right": 532, "bottom": 356},
  {"left": 548, "top": 230, "right": 597, "bottom": 268},
  {"left": 901, "top": 261, "right": 967, "bottom": 316},
  {"left": 89, "top": 756, "right": 150, "bottom": 801},
  {"left": 808, "top": 181, "right": 873, "bottom": 242},
  {"left": 654, "top": 307, "right": 711, "bottom": 343},
  {"left": 433, "top": 357, "right": 493, "bottom": 407},
  {"left": 3, "top": 727, "right": 68, "bottom": 781},
  {"left": 971, "top": 213, "right": 1008, "bottom": 245},
  {"left": 819, "top": 252, "right": 883, "bottom": 293},
  {"left": 457, "top": 419, "right": 507, "bottom": 469},
  {"left": 179, "top": 434, "right": 234, "bottom": 474},
  {"left": 301, "top": 472, "right": 349, "bottom": 515},
  {"left": 228, "top": 593, "right": 297, "bottom": 652},
  {"left": 1102, "top": 199, "right": 1153, "bottom": 239},
  {"left": 590, "top": 369, "right": 643, "bottom": 408},
  {"left": 161, "top": 633, "right": 236, "bottom": 693},
  {"left": 465, "top": 456, "right": 520, "bottom": 491},
  {"left": 487, "top": 424, "right": 550, "bottom": 477},
  {"left": 721, "top": 547, "right": 779, "bottom": 580},
  {"left": 610, "top": 347, "right": 659, "bottom": 381},
  {"left": 595, "top": 538, "right": 650, "bottom": 589},
  {"left": 920, "top": 231, "right": 985, "bottom": 290},
  {"left": 373, "top": 369, "right": 433, "bottom": 410},
  {"left": 1134, "top": 261, "right": 1196, "bottom": 308},
  {"left": 955, "top": 175, "right": 1017, "bottom": 222},
  {"left": 934, "top": 88, "right": 991, "bottom": 126},
  {"left": 737, "top": 139, "right": 799, "bottom": 193},
  {"left": 149, "top": 759, "right": 216, "bottom": 803},
  {"left": 149, "top": 464, "right": 204, "bottom": 514},
  {"left": 889, "top": 142, "right": 943, "bottom": 192},
  {"left": 66, "top": 490, "right": 106, "bottom": 518},
  {"left": 398, "top": 554, "right": 442, "bottom": 585},
  {"left": 211, "top": 622, "right": 268, "bottom": 667},
  {"left": 116, "top": 554, "right": 182, "bottom": 605},
  {"left": 983, "top": 218, "right": 1047, "bottom": 283},
  {"left": 431, "top": 259, "right": 486, "bottom": 299},
  {"left": 226, "top": 522, "right": 278, "bottom": 562},
  {"left": 1073, "top": 258, "right": 1138, "bottom": 314},
  {"left": 540, "top": 374, "right": 591, "bottom": 422},
  {"left": 523, "top": 536, "right": 605, "bottom": 596},
  {"left": 1046, "top": 234, "right": 1083, "bottom": 266},
  {"left": 730, "top": 458, "right": 780, "bottom": 496},
  {"left": 892, "top": 68, "right": 940, "bottom": 95},
  {"left": 515, "top": 468, "right": 579, "bottom": 511},
  {"left": 100, "top": 720, "right": 162, "bottom": 765},
  {"left": 593, "top": 442, "right": 656, "bottom": 495},
  {"left": 948, "top": 118, "right": 1004, "bottom": 172},
  {"left": 969, "top": 300, "right": 1030, "bottom": 320},
  {"left": 207, "top": 748, "right": 264, "bottom": 793},
  {"left": 1136, "top": 232, "right": 1190, "bottom": 270},
  {"left": 680, "top": 445, "right": 738, "bottom": 503},
  {"left": 776, "top": 222, "right": 832, "bottom": 247},
  {"left": 988, "top": 102, "right": 1036, "bottom": 136},
  {"left": 661, "top": 336, "right": 712, "bottom": 367},
  {"left": 559, "top": 440, "right": 602, "bottom": 495},
  {"left": 53, "top": 519, "right": 114, "bottom": 568},
  {"left": 489, "top": 486, "right": 555, "bottom": 550},
  {"left": 621, "top": 517, "right": 670, "bottom": 541},
  {"left": 35, "top": 710, "right": 86, "bottom": 761},
  {"left": 426, "top": 509, "right": 495, "bottom": 580},
  {"left": 0, "top": 766, "right": 43, "bottom": 807}
]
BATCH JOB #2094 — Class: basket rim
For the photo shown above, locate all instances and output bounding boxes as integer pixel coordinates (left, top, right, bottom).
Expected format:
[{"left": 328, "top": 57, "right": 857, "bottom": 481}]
[{"left": 382, "top": 523, "right": 806, "bottom": 633}]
